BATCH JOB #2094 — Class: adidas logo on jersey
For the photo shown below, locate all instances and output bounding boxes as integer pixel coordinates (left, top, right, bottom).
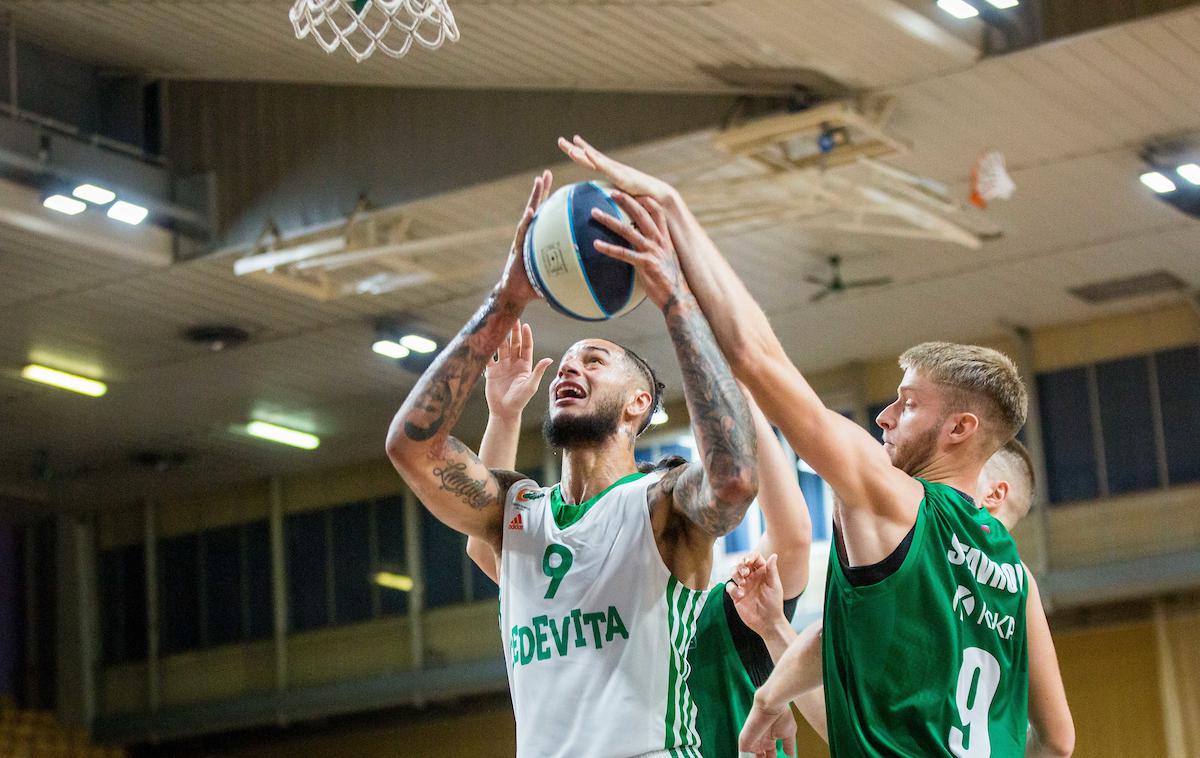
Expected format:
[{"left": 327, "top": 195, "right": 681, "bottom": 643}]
[{"left": 508, "top": 514, "right": 524, "bottom": 531}]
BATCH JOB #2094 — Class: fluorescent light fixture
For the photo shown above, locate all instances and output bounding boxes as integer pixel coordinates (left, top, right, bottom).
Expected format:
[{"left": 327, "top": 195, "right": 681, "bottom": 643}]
[
  {"left": 1140, "top": 171, "right": 1177, "bottom": 194},
  {"left": 1177, "top": 163, "right": 1200, "bottom": 185},
  {"left": 374, "top": 571, "right": 414, "bottom": 592},
  {"left": 246, "top": 420, "right": 319, "bottom": 450},
  {"left": 650, "top": 409, "right": 669, "bottom": 427},
  {"left": 72, "top": 184, "right": 116, "bottom": 205},
  {"left": 43, "top": 194, "right": 87, "bottom": 215},
  {"left": 984, "top": 0, "right": 1019, "bottom": 8},
  {"left": 399, "top": 334, "right": 438, "bottom": 354},
  {"left": 936, "top": 0, "right": 980, "bottom": 19},
  {"left": 107, "top": 200, "right": 149, "bottom": 225},
  {"left": 21, "top": 364, "right": 107, "bottom": 397},
  {"left": 372, "top": 340, "right": 411, "bottom": 359}
]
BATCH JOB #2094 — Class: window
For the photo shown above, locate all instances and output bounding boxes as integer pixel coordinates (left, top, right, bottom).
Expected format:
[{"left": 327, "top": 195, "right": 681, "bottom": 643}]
[
  {"left": 1095, "top": 357, "right": 1159, "bottom": 494},
  {"left": 331, "top": 502, "right": 373, "bottom": 624},
  {"left": 158, "top": 534, "right": 200, "bottom": 655},
  {"left": 243, "top": 521, "right": 273, "bottom": 640},
  {"left": 1156, "top": 346, "right": 1200, "bottom": 485},
  {"left": 375, "top": 496, "right": 408, "bottom": 616},
  {"left": 203, "top": 525, "right": 243, "bottom": 647},
  {"left": 99, "top": 544, "right": 147, "bottom": 664},
  {"left": 1037, "top": 367, "right": 1099, "bottom": 504},
  {"left": 286, "top": 510, "right": 330, "bottom": 632},
  {"left": 421, "top": 507, "right": 465, "bottom": 609}
]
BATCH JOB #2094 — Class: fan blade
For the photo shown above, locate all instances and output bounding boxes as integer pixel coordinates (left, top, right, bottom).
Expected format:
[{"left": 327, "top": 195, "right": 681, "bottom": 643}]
[
  {"left": 810, "top": 288, "right": 832, "bottom": 303},
  {"left": 803, "top": 276, "right": 829, "bottom": 287},
  {"left": 845, "top": 278, "right": 893, "bottom": 289}
]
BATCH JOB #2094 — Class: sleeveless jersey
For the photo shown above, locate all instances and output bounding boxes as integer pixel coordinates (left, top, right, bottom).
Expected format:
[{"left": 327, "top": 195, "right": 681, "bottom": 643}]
[
  {"left": 823, "top": 479, "right": 1030, "bottom": 758},
  {"left": 688, "top": 584, "right": 788, "bottom": 758},
  {"left": 499, "top": 471, "right": 708, "bottom": 758}
]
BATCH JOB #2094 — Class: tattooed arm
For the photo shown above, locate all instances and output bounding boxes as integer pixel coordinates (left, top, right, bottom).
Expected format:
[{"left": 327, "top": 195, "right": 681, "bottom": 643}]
[
  {"left": 385, "top": 172, "right": 552, "bottom": 549},
  {"left": 590, "top": 192, "right": 757, "bottom": 541}
]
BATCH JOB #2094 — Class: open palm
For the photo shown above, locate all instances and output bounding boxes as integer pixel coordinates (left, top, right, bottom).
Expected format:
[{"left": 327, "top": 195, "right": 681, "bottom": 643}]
[{"left": 485, "top": 321, "right": 553, "bottom": 420}]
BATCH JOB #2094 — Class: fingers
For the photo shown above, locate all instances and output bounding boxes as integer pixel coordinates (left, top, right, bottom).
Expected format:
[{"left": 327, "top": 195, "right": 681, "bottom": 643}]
[
  {"left": 538, "top": 169, "right": 553, "bottom": 207},
  {"left": 610, "top": 191, "right": 661, "bottom": 244},
  {"left": 783, "top": 735, "right": 797, "bottom": 758},
  {"left": 765, "top": 553, "right": 780, "bottom": 577},
  {"left": 639, "top": 196, "right": 671, "bottom": 239},
  {"left": 593, "top": 239, "right": 647, "bottom": 266},
  {"left": 519, "top": 322, "right": 534, "bottom": 363},
  {"left": 557, "top": 136, "right": 596, "bottom": 170},
  {"left": 511, "top": 321, "right": 523, "bottom": 360},
  {"left": 590, "top": 207, "right": 650, "bottom": 251},
  {"left": 531, "top": 358, "right": 554, "bottom": 388}
]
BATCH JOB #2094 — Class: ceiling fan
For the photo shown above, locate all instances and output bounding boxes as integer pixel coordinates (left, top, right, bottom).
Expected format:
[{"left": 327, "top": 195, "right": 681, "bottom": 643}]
[{"left": 805, "top": 255, "right": 893, "bottom": 303}]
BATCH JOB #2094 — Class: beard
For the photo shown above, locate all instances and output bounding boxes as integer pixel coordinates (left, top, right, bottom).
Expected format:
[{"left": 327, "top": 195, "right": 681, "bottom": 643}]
[
  {"left": 889, "top": 420, "right": 942, "bottom": 476},
  {"left": 543, "top": 397, "right": 624, "bottom": 449}
]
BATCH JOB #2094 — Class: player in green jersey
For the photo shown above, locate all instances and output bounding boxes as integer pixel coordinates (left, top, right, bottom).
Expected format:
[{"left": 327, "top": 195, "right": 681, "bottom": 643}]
[
  {"left": 467, "top": 321, "right": 813, "bottom": 758},
  {"left": 560, "top": 136, "right": 1073, "bottom": 757},
  {"left": 734, "top": 439, "right": 1073, "bottom": 757}
]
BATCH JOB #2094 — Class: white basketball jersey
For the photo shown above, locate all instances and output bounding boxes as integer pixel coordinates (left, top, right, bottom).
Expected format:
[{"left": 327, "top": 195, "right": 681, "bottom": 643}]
[{"left": 499, "top": 472, "right": 707, "bottom": 758}]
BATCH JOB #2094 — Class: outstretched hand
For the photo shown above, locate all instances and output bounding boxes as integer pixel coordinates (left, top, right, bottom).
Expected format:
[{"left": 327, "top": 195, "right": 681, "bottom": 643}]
[
  {"left": 499, "top": 170, "right": 554, "bottom": 306},
  {"left": 590, "top": 191, "right": 688, "bottom": 309},
  {"left": 557, "top": 135, "right": 678, "bottom": 202},
  {"left": 727, "top": 552, "right": 786, "bottom": 638},
  {"left": 739, "top": 696, "right": 798, "bottom": 758},
  {"left": 485, "top": 320, "right": 554, "bottom": 421}
]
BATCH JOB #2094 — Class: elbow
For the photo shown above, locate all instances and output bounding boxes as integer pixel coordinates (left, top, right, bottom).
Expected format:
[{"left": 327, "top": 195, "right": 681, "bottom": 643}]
[
  {"left": 384, "top": 419, "right": 416, "bottom": 468},
  {"left": 1049, "top": 729, "right": 1075, "bottom": 758},
  {"left": 712, "top": 468, "right": 758, "bottom": 512}
]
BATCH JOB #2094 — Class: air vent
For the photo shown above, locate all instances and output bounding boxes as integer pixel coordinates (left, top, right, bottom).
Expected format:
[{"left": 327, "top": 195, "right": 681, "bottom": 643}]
[
  {"left": 697, "top": 65, "right": 851, "bottom": 100},
  {"left": 1068, "top": 270, "right": 1186, "bottom": 304},
  {"left": 182, "top": 324, "right": 251, "bottom": 351}
]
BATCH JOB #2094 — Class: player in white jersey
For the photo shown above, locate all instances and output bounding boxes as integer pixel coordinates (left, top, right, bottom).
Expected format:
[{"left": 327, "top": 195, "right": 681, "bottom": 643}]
[{"left": 386, "top": 171, "right": 759, "bottom": 758}]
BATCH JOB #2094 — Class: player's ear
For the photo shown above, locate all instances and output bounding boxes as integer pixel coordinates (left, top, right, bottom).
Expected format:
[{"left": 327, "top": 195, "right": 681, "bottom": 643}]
[
  {"left": 981, "top": 480, "right": 1008, "bottom": 516},
  {"left": 947, "top": 412, "right": 980, "bottom": 443}
]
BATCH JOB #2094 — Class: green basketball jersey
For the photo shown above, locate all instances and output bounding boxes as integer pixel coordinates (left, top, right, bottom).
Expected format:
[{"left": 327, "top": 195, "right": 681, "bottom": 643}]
[
  {"left": 689, "top": 585, "right": 789, "bottom": 758},
  {"left": 823, "top": 479, "right": 1029, "bottom": 758}
]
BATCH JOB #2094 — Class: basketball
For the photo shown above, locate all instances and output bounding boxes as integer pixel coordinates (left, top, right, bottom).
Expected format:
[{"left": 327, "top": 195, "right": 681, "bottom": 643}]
[{"left": 523, "top": 180, "right": 646, "bottom": 321}]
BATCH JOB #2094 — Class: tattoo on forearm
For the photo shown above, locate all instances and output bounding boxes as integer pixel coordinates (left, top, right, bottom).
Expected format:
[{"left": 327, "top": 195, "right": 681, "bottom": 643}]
[
  {"left": 433, "top": 461, "right": 494, "bottom": 510},
  {"left": 398, "top": 289, "right": 520, "bottom": 444},
  {"left": 663, "top": 294, "right": 757, "bottom": 534}
]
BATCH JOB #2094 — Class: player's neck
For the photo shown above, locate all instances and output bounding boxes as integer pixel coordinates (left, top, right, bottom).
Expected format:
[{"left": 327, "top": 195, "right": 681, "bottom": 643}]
[
  {"left": 912, "top": 453, "right": 982, "bottom": 500},
  {"left": 559, "top": 439, "right": 638, "bottom": 505}
]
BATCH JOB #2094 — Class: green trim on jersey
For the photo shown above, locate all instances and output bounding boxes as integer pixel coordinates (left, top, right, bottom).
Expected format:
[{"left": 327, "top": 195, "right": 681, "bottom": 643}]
[
  {"left": 689, "top": 584, "right": 791, "bottom": 758},
  {"left": 665, "top": 576, "right": 706, "bottom": 755},
  {"left": 549, "top": 472, "right": 647, "bottom": 529},
  {"left": 823, "top": 478, "right": 1030, "bottom": 758}
]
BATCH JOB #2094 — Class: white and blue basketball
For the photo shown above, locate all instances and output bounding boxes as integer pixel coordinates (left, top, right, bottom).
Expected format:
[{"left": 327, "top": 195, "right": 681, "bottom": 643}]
[{"left": 523, "top": 181, "right": 646, "bottom": 321}]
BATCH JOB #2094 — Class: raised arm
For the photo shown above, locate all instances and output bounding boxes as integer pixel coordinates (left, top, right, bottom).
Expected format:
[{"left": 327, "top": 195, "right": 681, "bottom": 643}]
[
  {"left": 1025, "top": 574, "right": 1075, "bottom": 757},
  {"left": 744, "top": 391, "right": 812, "bottom": 598},
  {"left": 562, "top": 136, "right": 920, "bottom": 548},
  {"left": 467, "top": 320, "right": 553, "bottom": 583},
  {"left": 385, "top": 172, "right": 552, "bottom": 550},
  {"left": 588, "top": 193, "right": 757, "bottom": 540}
]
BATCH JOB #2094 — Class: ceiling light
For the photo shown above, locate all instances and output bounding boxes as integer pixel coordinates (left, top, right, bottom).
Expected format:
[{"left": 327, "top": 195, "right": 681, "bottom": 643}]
[
  {"left": 1177, "top": 163, "right": 1200, "bottom": 185},
  {"left": 21, "top": 364, "right": 107, "bottom": 397},
  {"left": 1140, "top": 171, "right": 1177, "bottom": 194},
  {"left": 107, "top": 200, "right": 149, "bottom": 225},
  {"left": 43, "top": 195, "right": 87, "bottom": 216},
  {"left": 936, "top": 0, "right": 980, "bottom": 19},
  {"left": 984, "top": 0, "right": 1018, "bottom": 8},
  {"left": 72, "top": 184, "right": 116, "bottom": 205},
  {"left": 373, "top": 571, "right": 414, "bottom": 592},
  {"left": 650, "top": 409, "right": 669, "bottom": 427},
  {"left": 399, "top": 334, "right": 438, "bottom": 354},
  {"left": 246, "top": 420, "right": 320, "bottom": 450},
  {"left": 372, "top": 339, "right": 411, "bottom": 359}
]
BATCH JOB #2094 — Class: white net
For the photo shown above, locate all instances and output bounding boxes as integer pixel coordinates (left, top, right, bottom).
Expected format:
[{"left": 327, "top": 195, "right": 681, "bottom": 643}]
[
  {"left": 970, "top": 150, "right": 1016, "bottom": 209},
  {"left": 290, "top": 0, "right": 459, "bottom": 63}
]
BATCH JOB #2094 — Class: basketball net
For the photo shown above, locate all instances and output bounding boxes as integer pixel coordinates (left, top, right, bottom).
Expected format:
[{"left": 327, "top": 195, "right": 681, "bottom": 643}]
[
  {"left": 969, "top": 150, "right": 1016, "bottom": 209},
  {"left": 290, "top": 0, "right": 459, "bottom": 63}
]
